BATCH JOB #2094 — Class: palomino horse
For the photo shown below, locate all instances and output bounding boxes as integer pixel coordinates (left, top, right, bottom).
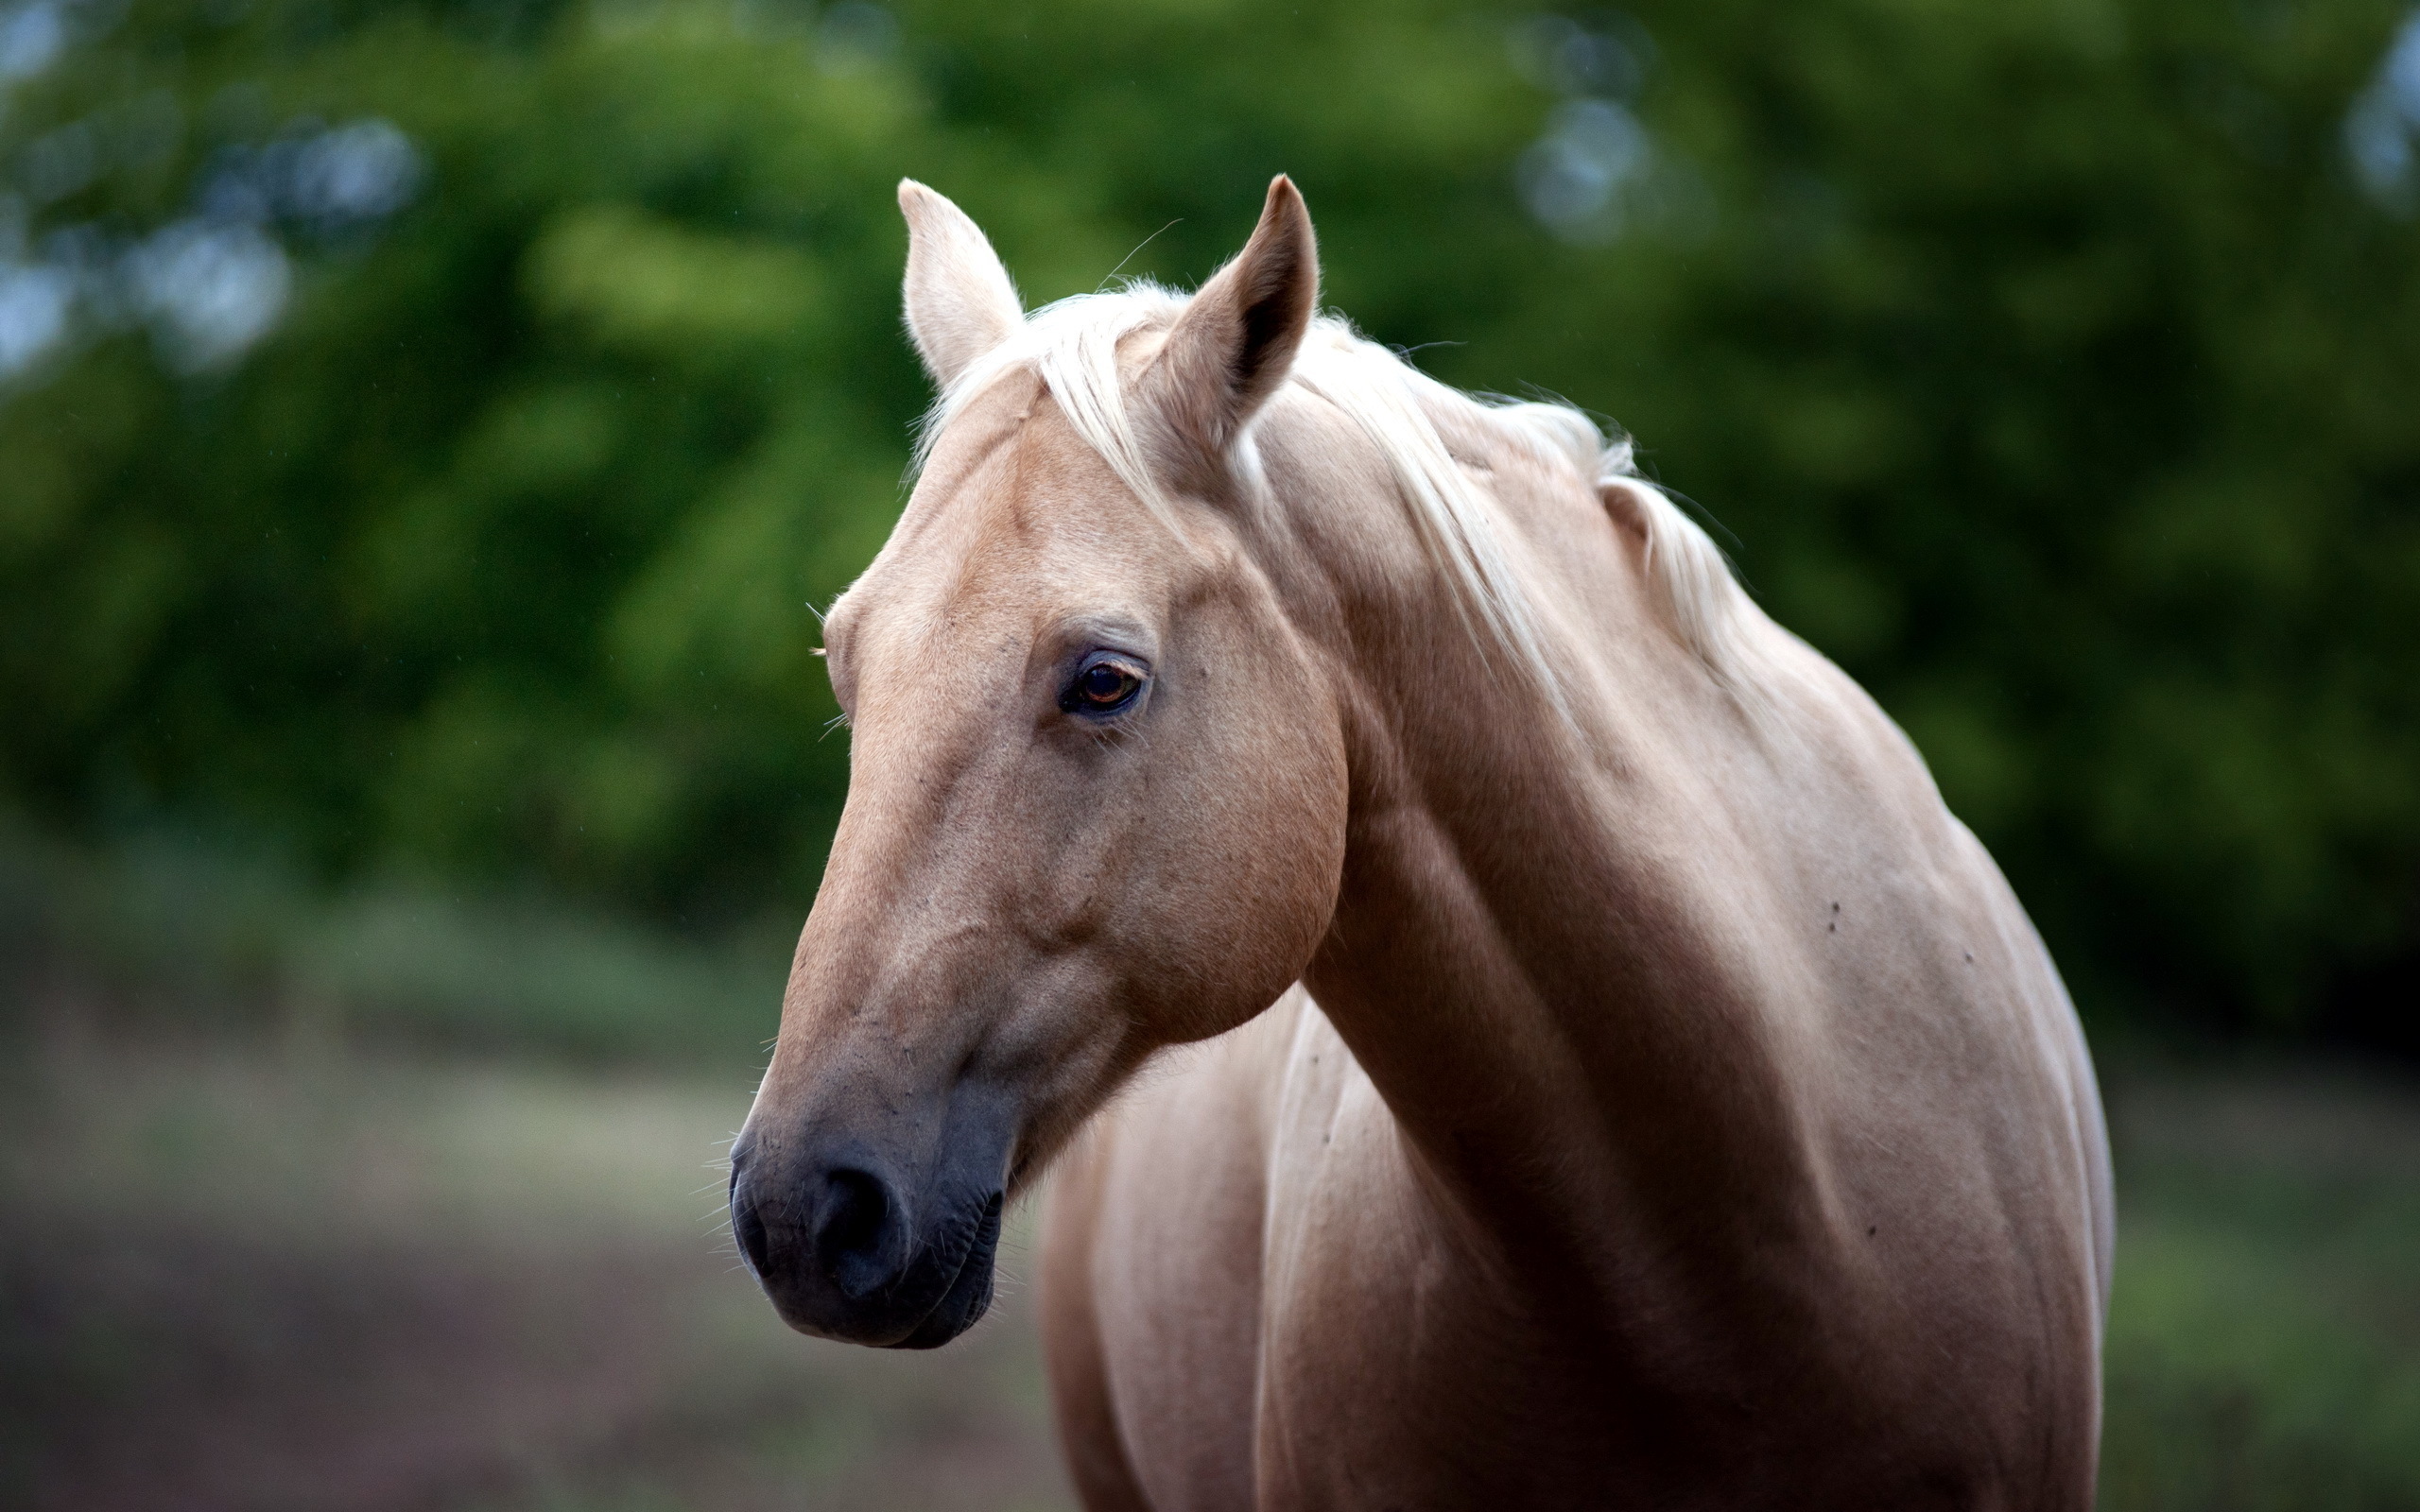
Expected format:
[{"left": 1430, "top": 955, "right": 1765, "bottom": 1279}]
[{"left": 729, "top": 176, "right": 2114, "bottom": 1508}]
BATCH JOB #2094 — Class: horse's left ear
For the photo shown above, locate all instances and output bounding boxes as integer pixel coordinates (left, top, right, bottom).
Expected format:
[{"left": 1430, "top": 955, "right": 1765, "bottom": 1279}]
[
  {"left": 1147, "top": 175, "right": 1320, "bottom": 471},
  {"left": 899, "top": 180, "right": 1024, "bottom": 389}
]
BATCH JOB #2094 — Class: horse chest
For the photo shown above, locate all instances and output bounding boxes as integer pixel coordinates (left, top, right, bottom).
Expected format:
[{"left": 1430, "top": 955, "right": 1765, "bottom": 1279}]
[{"left": 1248, "top": 1035, "right": 1655, "bottom": 1503}]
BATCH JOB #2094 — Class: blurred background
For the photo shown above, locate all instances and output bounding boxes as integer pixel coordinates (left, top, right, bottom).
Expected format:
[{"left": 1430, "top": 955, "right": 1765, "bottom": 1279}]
[{"left": 2, "top": 0, "right": 2416, "bottom": 1506}]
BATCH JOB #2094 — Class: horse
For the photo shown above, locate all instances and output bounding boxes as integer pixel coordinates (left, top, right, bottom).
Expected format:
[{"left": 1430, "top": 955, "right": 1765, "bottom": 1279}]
[{"left": 727, "top": 175, "right": 2114, "bottom": 1509}]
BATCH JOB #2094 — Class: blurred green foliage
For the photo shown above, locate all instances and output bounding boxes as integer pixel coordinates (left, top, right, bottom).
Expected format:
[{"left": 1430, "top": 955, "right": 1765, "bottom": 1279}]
[{"left": 2, "top": 0, "right": 2415, "bottom": 1037}]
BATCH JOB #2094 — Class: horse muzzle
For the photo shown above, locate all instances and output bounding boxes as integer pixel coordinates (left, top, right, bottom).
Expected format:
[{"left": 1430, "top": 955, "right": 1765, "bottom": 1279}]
[{"left": 728, "top": 1096, "right": 1012, "bottom": 1349}]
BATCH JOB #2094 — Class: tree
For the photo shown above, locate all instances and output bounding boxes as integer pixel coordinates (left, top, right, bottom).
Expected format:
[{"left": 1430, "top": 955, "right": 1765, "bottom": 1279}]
[{"left": 3, "top": 0, "right": 2415, "bottom": 1038}]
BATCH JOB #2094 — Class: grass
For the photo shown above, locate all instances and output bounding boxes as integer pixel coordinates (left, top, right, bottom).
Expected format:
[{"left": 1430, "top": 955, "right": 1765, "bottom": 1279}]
[
  {"left": 0, "top": 1018, "right": 1073, "bottom": 1512},
  {"left": 0, "top": 823, "right": 794, "bottom": 1064},
  {"left": 2099, "top": 1064, "right": 2420, "bottom": 1511}
]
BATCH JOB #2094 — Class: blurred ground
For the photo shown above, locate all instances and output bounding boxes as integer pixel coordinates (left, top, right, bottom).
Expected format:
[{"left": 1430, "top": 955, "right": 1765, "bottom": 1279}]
[
  {"left": 2098, "top": 1061, "right": 2420, "bottom": 1511},
  {"left": 0, "top": 992, "right": 1073, "bottom": 1512},
  {"left": 4, "top": 983, "right": 2416, "bottom": 1510}
]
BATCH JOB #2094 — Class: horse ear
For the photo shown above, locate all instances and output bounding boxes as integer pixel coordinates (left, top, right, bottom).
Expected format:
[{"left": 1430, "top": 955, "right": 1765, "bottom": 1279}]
[
  {"left": 1600, "top": 477, "right": 1654, "bottom": 549},
  {"left": 1148, "top": 175, "right": 1320, "bottom": 469},
  {"left": 899, "top": 180, "right": 1023, "bottom": 389}
]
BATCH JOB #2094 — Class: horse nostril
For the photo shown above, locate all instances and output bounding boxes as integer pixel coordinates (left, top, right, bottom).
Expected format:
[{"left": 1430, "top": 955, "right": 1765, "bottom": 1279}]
[
  {"left": 732, "top": 1176, "right": 774, "bottom": 1280},
  {"left": 815, "top": 1166, "right": 896, "bottom": 1298}
]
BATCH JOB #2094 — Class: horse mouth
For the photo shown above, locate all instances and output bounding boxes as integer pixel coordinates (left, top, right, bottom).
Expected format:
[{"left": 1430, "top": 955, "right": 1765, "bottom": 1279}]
[{"left": 886, "top": 1191, "right": 1006, "bottom": 1350}]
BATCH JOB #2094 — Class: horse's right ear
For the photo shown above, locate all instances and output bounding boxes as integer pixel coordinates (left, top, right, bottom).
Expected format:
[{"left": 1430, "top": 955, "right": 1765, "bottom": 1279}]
[
  {"left": 1147, "top": 175, "right": 1320, "bottom": 473},
  {"left": 899, "top": 180, "right": 1023, "bottom": 389}
]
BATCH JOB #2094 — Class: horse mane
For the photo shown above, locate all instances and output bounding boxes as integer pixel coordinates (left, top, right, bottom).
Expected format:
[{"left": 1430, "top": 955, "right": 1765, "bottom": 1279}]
[{"left": 912, "top": 284, "right": 1769, "bottom": 708}]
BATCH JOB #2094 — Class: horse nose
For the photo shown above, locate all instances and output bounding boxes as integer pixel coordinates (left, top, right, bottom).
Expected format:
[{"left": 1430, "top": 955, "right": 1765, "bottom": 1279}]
[
  {"left": 729, "top": 1155, "right": 911, "bottom": 1302},
  {"left": 813, "top": 1165, "right": 904, "bottom": 1298},
  {"left": 731, "top": 1165, "right": 775, "bottom": 1279}
]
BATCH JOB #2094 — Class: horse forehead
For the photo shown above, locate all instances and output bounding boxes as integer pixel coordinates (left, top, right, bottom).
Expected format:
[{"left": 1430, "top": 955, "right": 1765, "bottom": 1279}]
[
  {"left": 860, "top": 386, "right": 1172, "bottom": 632},
  {"left": 961, "top": 386, "right": 1145, "bottom": 545},
  {"left": 908, "top": 374, "right": 1134, "bottom": 537}
]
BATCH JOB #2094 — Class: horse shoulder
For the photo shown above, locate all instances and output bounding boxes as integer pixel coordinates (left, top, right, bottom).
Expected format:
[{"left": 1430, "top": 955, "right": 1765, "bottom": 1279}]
[{"left": 1747, "top": 640, "right": 2112, "bottom": 1490}]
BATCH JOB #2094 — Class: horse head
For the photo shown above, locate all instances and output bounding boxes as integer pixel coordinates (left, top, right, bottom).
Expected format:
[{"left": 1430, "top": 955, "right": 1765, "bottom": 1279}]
[{"left": 728, "top": 178, "right": 1349, "bottom": 1347}]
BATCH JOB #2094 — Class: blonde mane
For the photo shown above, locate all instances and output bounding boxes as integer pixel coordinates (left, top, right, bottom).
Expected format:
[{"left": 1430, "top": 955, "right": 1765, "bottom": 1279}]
[{"left": 913, "top": 284, "right": 1768, "bottom": 707}]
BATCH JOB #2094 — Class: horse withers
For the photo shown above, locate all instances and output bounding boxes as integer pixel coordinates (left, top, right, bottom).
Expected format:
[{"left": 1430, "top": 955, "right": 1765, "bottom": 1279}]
[{"left": 727, "top": 176, "right": 2113, "bottom": 1508}]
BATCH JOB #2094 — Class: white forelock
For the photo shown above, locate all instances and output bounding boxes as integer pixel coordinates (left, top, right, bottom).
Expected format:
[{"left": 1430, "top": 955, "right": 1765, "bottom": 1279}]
[{"left": 912, "top": 284, "right": 1767, "bottom": 708}]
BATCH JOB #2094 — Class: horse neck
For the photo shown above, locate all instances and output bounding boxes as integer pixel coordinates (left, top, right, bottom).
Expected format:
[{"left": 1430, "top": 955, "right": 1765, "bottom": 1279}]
[{"left": 1261, "top": 413, "right": 1826, "bottom": 1279}]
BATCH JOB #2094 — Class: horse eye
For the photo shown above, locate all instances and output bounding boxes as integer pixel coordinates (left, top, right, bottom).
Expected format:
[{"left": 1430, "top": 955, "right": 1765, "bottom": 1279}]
[{"left": 1063, "top": 656, "right": 1145, "bottom": 714}]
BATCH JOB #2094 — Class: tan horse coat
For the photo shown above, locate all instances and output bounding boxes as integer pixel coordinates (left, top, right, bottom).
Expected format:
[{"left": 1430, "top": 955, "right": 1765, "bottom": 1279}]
[{"left": 732, "top": 177, "right": 2112, "bottom": 1510}]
